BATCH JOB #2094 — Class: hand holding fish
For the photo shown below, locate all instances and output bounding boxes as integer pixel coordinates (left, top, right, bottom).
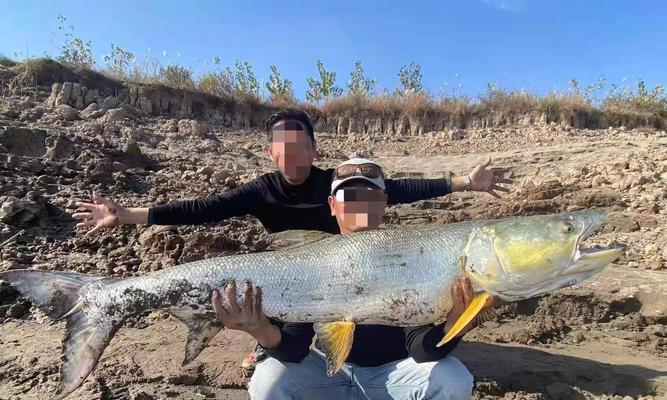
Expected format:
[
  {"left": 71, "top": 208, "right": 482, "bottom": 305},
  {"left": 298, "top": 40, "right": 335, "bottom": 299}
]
[
  {"left": 444, "top": 277, "right": 495, "bottom": 338},
  {"left": 212, "top": 282, "right": 281, "bottom": 348}
]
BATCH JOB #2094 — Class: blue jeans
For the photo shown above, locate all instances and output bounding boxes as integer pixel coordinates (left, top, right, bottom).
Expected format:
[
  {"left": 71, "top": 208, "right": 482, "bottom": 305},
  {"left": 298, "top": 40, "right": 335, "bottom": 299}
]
[{"left": 248, "top": 350, "right": 473, "bottom": 400}]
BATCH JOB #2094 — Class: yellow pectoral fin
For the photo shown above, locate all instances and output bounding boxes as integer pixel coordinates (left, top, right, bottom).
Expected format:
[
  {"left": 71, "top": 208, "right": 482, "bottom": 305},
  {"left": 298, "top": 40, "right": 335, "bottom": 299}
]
[
  {"left": 437, "top": 292, "right": 491, "bottom": 347},
  {"left": 314, "top": 321, "right": 356, "bottom": 376}
]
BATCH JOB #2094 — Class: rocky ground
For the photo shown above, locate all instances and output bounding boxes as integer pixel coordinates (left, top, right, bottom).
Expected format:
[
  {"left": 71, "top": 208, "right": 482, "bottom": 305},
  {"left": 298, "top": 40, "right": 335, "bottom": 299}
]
[{"left": 0, "top": 94, "right": 665, "bottom": 400}]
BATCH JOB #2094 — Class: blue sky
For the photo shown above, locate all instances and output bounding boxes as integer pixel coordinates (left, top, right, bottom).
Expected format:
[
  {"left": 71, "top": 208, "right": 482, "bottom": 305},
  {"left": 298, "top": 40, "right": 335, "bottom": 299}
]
[{"left": 1, "top": 0, "right": 665, "bottom": 100}]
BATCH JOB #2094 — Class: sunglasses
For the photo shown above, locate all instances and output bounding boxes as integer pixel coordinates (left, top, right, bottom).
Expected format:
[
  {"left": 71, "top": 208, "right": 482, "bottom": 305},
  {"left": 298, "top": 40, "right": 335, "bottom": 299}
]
[
  {"left": 335, "top": 187, "right": 385, "bottom": 202},
  {"left": 333, "top": 163, "right": 384, "bottom": 180}
]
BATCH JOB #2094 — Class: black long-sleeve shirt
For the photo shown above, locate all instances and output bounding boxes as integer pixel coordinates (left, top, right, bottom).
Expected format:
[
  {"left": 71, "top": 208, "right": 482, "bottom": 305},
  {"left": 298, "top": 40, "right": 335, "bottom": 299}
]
[
  {"left": 148, "top": 166, "right": 452, "bottom": 234},
  {"left": 148, "top": 165, "right": 459, "bottom": 364}
]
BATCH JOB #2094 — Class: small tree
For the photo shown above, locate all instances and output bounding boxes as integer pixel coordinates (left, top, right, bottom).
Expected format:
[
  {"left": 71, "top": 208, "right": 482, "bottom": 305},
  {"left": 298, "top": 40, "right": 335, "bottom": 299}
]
[
  {"left": 158, "top": 64, "right": 195, "bottom": 90},
  {"left": 234, "top": 60, "right": 260, "bottom": 99},
  {"left": 103, "top": 43, "right": 135, "bottom": 79},
  {"left": 198, "top": 57, "right": 234, "bottom": 97},
  {"left": 397, "top": 62, "right": 423, "bottom": 94},
  {"left": 306, "top": 60, "right": 342, "bottom": 102},
  {"left": 347, "top": 60, "right": 376, "bottom": 97},
  {"left": 56, "top": 14, "right": 94, "bottom": 68},
  {"left": 266, "top": 65, "right": 294, "bottom": 103}
]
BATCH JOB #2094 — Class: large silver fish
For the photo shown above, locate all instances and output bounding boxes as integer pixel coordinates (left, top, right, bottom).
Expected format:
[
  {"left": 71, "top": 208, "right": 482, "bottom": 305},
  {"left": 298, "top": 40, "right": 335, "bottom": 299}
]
[{"left": 0, "top": 211, "right": 621, "bottom": 398}]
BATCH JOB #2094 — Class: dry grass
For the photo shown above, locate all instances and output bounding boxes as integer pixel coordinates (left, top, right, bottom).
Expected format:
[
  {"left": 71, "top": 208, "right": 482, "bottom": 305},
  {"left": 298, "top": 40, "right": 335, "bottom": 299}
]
[
  {"left": 0, "top": 56, "right": 16, "bottom": 68},
  {"left": 266, "top": 97, "right": 299, "bottom": 110},
  {"left": 400, "top": 91, "right": 433, "bottom": 117},
  {"left": 603, "top": 98, "right": 666, "bottom": 118},
  {"left": 321, "top": 94, "right": 370, "bottom": 116},
  {"left": 368, "top": 93, "right": 402, "bottom": 117},
  {"left": 1, "top": 57, "right": 665, "bottom": 129},
  {"left": 537, "top": 93, "right": 591, "bottom": 113}
]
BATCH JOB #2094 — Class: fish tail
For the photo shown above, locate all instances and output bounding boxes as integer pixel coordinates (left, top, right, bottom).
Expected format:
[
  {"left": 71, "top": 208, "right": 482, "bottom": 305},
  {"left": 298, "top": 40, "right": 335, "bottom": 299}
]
[{"left": 0, "top": 270, "right": 119, "bottom": 398}]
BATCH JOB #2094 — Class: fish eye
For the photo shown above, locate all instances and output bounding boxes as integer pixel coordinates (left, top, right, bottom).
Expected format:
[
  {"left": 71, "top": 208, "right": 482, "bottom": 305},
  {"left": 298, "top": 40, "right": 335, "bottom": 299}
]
[{"left": 561, "top": 223, "right": 574, "bottom": 234}]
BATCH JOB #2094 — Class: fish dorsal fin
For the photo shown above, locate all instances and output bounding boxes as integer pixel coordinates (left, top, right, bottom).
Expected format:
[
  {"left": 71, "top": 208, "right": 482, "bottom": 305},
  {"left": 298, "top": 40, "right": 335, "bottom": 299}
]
[
  {"left": 262, "top": 230, "right": 333, "bottom": 252},
  {"left": 169, "top": 307, "right": 224, "bottom": 365},
  {"left": 314, "top": 321, "right": 356, "bottom": 376},
  {"left": 437, "top": 292, "right": 492, "bottom": 347}
]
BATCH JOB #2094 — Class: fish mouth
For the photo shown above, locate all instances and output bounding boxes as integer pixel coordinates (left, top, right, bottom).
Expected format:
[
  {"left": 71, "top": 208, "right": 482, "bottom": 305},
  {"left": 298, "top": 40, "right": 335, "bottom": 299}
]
[
  {"left": 564, "top": 210, "right": 622, "bottom": 275},
  {"left": 493, "top": 245, "right": 623, "bottom": 301},
  {"left": 564, "top": 245, "right": 624, "bottom": 276}
]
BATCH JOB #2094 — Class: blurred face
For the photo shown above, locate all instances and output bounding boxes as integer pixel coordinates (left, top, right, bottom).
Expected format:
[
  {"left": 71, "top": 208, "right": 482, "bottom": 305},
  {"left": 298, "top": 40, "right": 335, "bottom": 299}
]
[
  {"left": 267, "top": 120, "right": 316, "bottom": 185},
  {"left": 328, "top": 182, "right": 388, "bottom": 235}
]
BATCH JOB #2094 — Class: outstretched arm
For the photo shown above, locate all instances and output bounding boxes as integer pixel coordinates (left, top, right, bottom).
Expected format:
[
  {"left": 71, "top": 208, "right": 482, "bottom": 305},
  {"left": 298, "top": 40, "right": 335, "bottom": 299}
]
[
  {"left": 386, "top": 156, "right": 513, "bottom": 204},
  {"left": 72, "top": 191, "right": 149, "bottom": 235},
  {"left": 73, "top": 179, "right": 264, "bottom": 234}
]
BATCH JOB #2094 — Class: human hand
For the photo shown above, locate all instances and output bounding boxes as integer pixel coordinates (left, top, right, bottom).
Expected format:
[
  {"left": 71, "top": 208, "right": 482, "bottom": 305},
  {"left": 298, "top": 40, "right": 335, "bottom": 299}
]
[{"left": 467, "top": 157, "right": 513, "bottom": 198}]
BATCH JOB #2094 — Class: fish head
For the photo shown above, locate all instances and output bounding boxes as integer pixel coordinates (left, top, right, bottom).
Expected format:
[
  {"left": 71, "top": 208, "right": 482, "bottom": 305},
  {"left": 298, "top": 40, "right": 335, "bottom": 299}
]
[{"left": 463, "top": 211, "right": 622, "bottom": 301}]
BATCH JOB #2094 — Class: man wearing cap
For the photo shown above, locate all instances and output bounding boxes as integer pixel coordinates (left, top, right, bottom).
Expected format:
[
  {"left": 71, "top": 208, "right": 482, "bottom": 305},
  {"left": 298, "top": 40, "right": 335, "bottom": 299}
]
[
  {"left": 72, "top": 108, "right": 511, "bottom": 374},
  {"left": 213, "top": 158, "right": 482, "bottom": 399}
]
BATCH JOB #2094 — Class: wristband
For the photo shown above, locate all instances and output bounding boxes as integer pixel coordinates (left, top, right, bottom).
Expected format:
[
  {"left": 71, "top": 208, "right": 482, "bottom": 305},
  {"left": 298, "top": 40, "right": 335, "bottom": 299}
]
[{"left": 464, "top": 175, "right": 472, "bottom": 191}]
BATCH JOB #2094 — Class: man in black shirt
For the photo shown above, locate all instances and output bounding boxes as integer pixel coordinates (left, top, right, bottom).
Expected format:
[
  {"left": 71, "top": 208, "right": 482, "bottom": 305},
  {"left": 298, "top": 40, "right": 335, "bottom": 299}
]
[
  {"left": 73, "top": 109, "right": 510, "bottom": 235},
  {"left": 212, "top": 158, "right": 483, "bottom": 399},
  {"left": 73, "top": 109, "right": 510, "bottom": 375}
]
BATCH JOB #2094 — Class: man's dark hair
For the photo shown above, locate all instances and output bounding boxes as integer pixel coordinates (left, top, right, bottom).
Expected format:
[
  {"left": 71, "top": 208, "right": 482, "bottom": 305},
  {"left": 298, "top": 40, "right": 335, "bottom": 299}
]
[{"left": 266, "top": 109, "right": 315, "bottom": 145}]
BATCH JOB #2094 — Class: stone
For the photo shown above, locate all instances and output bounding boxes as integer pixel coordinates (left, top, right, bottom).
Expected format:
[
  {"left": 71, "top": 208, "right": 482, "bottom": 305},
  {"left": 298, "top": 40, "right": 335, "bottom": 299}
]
[
  {"left": 647, "top": 255, "right": 664, "bottom": 270},
  {"left": 84, "top": 88, "right": 99, "bottom": 106},
  {"left": 196, "top": 166, "right": 214, "bottom": 177},
  {"left": 0, "top": 196, "right": 45, "bottom": 226},
  {"left": 644, "top": 243, "right": 658, "bottom": 256},
  {"left": 71, "top": 83, "right": 83, "bottom": 109},
  {"left": 54, "top": 104, "right": 80, "bottom": 121},
  {"left": 98, "top": 108, "right": 127, "bottom": 124},
  {"left": 601, "top": 213, "right": 640, "bottom": 233},
  {"left": 448, "top": 128, "right": 466, "bottom": 140},
  {"left": 55, "top": 82, "right": 73, "bottom": 106},
  {"left": 210, "top": 169, "right": 233, "bottom": 183},
  {"left": 101, "top": 96, "right": 119, "bottom": 109},
  {"left": 18, "top": 105, "right": 47, "bottom": 122},
  {"left": 46, "top": 82, "right": 62, "bottom": 108},
  {"left": 129, "top": 390, "right": 155, "bottom": 400},
  {"left": 80, "top": 103, "right": 100, "bottom": 119},
  {"left": 79, "top": 122, "right": 104, "bottom": 136},
  {"left": 74, "top": 96, "right": 85, "bottom": 110},
  {"left": 123, "top": 139, "right": 143, "bottom": 157},
  {"left": 177, "top": 119, "right": 206, "bottom": 136},
  {"left": 592, "top": 175, "right": 609, "bottom": 187},
  {"left": 161, "top": 119, "right": 178, "bottom": 133},
  {"left": 0, "top": 126, "right": 48, "bottom": 157},
  {"left": 44, "top": 133, "right": 75, "bottom": 161}
]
